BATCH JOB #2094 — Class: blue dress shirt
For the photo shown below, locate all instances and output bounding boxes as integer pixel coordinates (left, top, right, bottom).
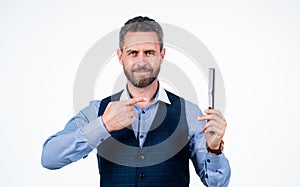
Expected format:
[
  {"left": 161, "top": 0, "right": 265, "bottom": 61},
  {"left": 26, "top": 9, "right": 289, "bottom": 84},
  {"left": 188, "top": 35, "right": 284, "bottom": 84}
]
[{"left": 41, "top": 85, "right": 231, "bottom": 187}]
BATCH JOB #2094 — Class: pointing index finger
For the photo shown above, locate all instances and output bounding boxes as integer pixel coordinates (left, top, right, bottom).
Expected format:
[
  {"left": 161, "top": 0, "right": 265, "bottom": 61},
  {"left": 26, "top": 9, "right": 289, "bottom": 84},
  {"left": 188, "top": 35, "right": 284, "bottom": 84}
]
[{"left": 126, "top": 97, "right": 147, "bottom": 106}]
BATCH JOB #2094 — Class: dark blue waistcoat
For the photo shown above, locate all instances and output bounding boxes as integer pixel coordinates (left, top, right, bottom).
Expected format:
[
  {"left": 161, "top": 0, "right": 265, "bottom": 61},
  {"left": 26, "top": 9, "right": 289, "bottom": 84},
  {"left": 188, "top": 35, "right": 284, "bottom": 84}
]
[{"left": 97, "top": 90, "right": 190, "bottom": 187}]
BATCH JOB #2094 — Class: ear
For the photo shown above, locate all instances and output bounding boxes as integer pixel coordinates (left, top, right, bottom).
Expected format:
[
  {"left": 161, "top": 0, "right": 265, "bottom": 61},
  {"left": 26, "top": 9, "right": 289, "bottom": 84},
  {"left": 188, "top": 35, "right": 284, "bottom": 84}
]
[
  {"left": 160, "top": 48, "right": 166, "bottom": 64},
  {"left": 117, "top": 49, "right": 123, "bottom": 65}
]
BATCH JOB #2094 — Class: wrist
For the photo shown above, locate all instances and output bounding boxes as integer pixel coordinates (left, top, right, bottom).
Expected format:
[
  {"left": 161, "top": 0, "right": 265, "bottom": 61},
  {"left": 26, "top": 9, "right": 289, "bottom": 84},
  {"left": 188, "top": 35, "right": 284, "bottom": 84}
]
[
  {"left": 101, "top": 116, "right": 112, "bottom": 132},
  {"left": 207, "top": 140, "right": 224, "bottom": 155}
]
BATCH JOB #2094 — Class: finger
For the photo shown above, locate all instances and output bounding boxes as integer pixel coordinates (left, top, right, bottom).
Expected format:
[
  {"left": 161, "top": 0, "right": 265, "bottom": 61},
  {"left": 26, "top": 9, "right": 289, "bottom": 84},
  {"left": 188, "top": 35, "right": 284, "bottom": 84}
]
[
  {"left": 203, "top": 124, "right": 222, "bottom": 134},
  {"left": 122, "top": 106, "right": 136, "bottom": 118},
  {"left": 120, "top": 116, "right": 137, "bottom": 128},
  {"left": 129, "top": 108, "right": 136, "bottom": 117},
  {"left": 111, "top": 102, "right": 130, "bottom": 114},
  {"left": 126, "top": 97, "right": 147, "bottom": 106},
  {"left": 205, "top": 126, "right": 222, "bottom": 136},
  {"left": 204, "top": 109, "right": 223, "bottom": 119},
  {"left": 198, "top": 114, "right": 222, "bottom": 122},
  {"left": 203, "top": 126, "right": 225, "bottom": 140},
  {"left": 201, "top": 120, "right": 224, "bottom": 132},
  {"left": 201, "top": 122, "right": 216, "bottom": 132}
]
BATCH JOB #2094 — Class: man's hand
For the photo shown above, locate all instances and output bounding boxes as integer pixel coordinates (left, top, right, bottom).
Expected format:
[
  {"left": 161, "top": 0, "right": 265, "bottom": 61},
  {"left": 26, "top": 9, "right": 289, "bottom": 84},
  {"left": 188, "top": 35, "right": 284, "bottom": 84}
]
[
  {"left": 102, "top": 97, "right": 146, "bottom": 132},
  {"left": 198, "top": 109, "right": 227, "bottom": 150}
]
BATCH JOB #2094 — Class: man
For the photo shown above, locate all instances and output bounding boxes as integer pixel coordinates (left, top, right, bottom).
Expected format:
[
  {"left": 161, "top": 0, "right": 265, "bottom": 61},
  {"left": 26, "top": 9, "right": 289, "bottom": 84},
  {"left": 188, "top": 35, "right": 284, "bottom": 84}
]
[{"left": 42, "top": 16, "right": 231, "bottom": 186}]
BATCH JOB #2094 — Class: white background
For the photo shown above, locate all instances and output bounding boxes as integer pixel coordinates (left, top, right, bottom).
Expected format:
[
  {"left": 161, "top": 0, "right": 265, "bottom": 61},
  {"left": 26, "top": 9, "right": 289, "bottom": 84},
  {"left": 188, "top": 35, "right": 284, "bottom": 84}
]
[{"left": 1, "top": 0, "right": 300, "bottom": 186}]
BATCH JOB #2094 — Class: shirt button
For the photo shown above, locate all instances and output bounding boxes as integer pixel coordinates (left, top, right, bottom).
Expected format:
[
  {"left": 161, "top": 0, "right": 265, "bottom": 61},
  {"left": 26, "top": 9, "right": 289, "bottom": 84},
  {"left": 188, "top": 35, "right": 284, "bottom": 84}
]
[
  {"left": 207, "top": 159, "right": 210, "bottom": 163},
  {"left": 205, "top": 174, "right": 208, "bottom": 178},
  {"left": 139, "top": 173, "right": 145, "bottom": 179},
  {"left": 139, "top": 135, "right": 144, "bottom": 138},
  {"left": 100, "top": 138, "right": 104, "bottom": 142},
  {"left": 139, "top": 155, "right": 145, "bottom": 160},
  {"left": 142, "top": 110, "right": 145, "bottom": 114}
]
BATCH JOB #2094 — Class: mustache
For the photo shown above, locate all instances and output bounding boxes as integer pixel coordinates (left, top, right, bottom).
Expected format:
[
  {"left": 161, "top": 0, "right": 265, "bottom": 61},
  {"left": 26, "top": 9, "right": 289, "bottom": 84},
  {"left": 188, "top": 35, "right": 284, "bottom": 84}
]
[{"left": 133, "top": 66, "right": 152, "bottom": 72}]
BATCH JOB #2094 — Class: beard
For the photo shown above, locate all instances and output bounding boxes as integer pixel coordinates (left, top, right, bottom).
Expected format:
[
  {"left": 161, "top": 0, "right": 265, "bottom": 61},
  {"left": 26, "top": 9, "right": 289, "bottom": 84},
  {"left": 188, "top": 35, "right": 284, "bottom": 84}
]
[{"left": 124, "top": 65, "right": 160, "bottom": 88}]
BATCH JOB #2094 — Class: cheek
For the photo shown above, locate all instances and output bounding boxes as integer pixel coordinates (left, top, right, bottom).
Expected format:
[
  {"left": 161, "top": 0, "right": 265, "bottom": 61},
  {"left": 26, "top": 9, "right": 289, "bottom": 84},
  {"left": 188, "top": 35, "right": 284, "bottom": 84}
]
[
  {"left": 122, "top": 61, "right": 134, "bottom": 71},
  {"left": 122, "top": 57, "right": 136, "bottom": 64},
  {"left": 149, "top": 58, "right": 162, "bottom": 66}
]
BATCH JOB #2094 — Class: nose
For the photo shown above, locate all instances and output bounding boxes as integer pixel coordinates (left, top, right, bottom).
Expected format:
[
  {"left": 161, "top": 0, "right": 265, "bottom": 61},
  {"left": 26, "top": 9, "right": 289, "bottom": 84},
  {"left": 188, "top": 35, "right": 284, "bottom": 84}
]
[{"left": 138, "top": 53, "right": 146, "bottom": 65}]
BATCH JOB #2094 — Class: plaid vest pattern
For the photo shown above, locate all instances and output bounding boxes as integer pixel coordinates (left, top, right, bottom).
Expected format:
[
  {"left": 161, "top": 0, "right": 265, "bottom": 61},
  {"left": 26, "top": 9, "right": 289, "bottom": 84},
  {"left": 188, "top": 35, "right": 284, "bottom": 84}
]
[{"left": 97, "top": 90, "right": 190, "bottom": 187}]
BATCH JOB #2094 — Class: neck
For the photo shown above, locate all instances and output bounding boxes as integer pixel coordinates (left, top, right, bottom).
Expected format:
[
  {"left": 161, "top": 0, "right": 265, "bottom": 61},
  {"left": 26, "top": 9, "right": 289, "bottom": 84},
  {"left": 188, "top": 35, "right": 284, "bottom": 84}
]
[{"left": 127, "top": 80, "right": 159, "bottom": 108}]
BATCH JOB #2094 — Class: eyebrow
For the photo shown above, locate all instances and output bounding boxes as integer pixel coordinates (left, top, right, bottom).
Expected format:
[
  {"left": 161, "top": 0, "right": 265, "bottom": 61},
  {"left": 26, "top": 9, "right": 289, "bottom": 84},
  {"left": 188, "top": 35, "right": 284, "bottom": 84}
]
[
  {"left": 125, "top": 49, "right": 157, "bottom": 54},
  {"left": 126, "top": 49, "right": 139, "bottom": 54},
  {"left": 144, "top": 50, "right": 156, "bottom": 53}
]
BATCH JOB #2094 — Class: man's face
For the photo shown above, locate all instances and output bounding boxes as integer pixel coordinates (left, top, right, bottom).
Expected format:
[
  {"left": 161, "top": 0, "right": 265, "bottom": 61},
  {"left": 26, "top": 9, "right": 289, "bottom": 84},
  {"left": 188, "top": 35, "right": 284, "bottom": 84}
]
[{"left": 118, "top": 32, "right": 165, "bottom": 88}]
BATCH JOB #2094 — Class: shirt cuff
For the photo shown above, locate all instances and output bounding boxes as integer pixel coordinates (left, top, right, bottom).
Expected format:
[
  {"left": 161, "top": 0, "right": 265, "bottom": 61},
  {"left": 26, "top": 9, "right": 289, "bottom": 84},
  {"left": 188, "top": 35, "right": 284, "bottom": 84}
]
[
  {"left": 78, "top": 116, "right": 111, "bottom": 148},
  {"left": 206, "top": 153, "right": 228, "bottom": 170}
]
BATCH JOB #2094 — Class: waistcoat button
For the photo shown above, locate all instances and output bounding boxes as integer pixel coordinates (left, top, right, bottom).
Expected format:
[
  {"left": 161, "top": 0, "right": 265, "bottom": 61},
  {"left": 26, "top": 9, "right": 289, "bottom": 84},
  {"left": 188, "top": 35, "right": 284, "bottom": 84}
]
[{"left": 139, "top": 173, "right": 145, "bottom": 179}]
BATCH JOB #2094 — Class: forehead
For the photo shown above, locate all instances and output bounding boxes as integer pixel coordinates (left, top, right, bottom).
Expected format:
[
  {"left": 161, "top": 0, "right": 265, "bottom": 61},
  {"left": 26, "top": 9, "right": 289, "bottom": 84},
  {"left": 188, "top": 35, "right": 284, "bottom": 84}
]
[{"left": 123, "top": 32, "right": 160, "bottom": 49}]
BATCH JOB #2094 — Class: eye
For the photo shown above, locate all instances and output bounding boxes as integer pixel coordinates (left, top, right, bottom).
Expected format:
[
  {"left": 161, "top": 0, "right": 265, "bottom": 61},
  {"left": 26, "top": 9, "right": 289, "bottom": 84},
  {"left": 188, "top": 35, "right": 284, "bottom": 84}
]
[
  {"left": 128, "top": 51, "right": 138, "bottom": 57},
  {"left": 145, "top": 50, "right": 155, "bottom": 56}
]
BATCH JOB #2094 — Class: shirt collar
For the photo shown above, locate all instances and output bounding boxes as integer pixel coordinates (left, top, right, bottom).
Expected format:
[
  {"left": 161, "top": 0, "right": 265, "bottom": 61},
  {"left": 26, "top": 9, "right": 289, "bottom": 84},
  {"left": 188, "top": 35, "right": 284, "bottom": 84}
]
[{"left": 120, "top": 81, "right": 171, "bottom": 105}]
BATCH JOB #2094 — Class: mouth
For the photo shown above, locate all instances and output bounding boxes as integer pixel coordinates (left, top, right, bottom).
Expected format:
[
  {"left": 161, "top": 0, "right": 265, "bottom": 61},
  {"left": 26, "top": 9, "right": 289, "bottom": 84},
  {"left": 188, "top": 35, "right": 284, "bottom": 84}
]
[
  {"left": 133, "top": 67, "right": 151, "bottom": 75},
  {"left": 135, "top": 69, "right": 149, "bottom": 72},
  {"left": 135, "top": 70, "right": 150, "bottom": 77}
]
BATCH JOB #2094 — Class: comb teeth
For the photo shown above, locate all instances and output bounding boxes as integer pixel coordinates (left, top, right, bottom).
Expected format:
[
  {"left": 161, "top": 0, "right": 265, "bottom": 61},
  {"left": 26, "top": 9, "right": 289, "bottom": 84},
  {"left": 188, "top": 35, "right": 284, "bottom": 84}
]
[{"left": 208, "top": 68, "right": 215, "bottom": 109}]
